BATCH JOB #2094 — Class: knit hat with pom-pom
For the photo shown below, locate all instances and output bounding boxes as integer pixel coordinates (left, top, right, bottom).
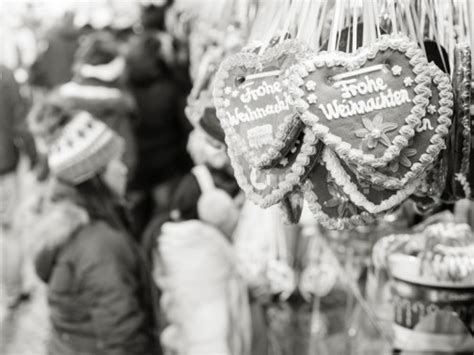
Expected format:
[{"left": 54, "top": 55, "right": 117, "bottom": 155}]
[{"left": 48, "top": 111, "right": 124, "bottom": 185}]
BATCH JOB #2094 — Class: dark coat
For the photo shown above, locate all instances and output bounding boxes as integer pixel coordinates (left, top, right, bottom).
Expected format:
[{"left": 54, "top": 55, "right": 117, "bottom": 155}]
[
  {"left": 33, "top": 201, "right": 159, "bottom": 355},
  {"left": 0, "top": 65, "right": 26, "bottom": 175},
  {"left": 125, "top": 34, "right": 193, "bottom": 190}
]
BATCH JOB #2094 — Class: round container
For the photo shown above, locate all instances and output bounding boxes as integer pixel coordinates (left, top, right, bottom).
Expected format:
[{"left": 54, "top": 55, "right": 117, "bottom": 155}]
[{"left": 388, "top": 254, "right": 474, "bottom": 353}]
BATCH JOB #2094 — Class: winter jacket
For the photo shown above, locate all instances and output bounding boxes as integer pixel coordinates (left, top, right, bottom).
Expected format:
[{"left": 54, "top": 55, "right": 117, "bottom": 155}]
[
  {"left": 33, "top": 200, "right": 159, "bottom": 355},
  {"left": 125, "top": 34, "right": 193, "bottom": 190},
  {"left": 155, "top": 220, "right": 251, "bottom": 355},
  {"left": 0, "top": 65, "right": 26, "bottom": 175}
]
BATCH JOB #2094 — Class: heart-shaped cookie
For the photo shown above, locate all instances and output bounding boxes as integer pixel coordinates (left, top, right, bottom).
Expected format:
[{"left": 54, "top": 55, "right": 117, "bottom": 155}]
[
  {"left": 452, "top": 43, "right": 472, "bottom": 198},
  {"left": 229, "top": 128, "right": 321, "bottom": 208},
  {"left": 345, "top": 62, "right": 453, "bottom": 189},
  {"left": 213, "top": 41, "right": 310, "bottom": 168},
  {"left": 321, "top": 148, "right": 419, "bottom": 215},
  {"left": 288, "top": 35, "right": 432, "bottom": 168},
  {"left": 301, "top": 162, "right": 377, "bottom": 230},
  {"left": 469, "top": 78, "right": 474, "bottom": 198}
]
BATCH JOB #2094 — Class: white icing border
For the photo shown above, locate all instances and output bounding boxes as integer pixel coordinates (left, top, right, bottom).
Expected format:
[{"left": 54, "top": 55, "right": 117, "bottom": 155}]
[
  {"left": 455, "top": 44, "right": 472, "bottom": 180},
  {"left": 322, "top": 148, "right": 419, "bottom": 214},
  {"left": 213, "top": 40, "right": 309, "bottom": 168},
  {"left": 350, "top": 62, "right": 453, "bottom": 189},
  {"left": 230, "top": 127, "right": 320, "bottom": 208},
  {"left": 301, "top": 179, "right": 378, "bottom": 230},
  {"left": 288, "top": 34, "right": 432, "bottom": 168}
]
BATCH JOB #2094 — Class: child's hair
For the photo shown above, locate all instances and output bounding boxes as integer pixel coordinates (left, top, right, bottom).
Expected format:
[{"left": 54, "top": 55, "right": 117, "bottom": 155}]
[{"left": 75, "top": 175, "right": 130, "bottom": 232}]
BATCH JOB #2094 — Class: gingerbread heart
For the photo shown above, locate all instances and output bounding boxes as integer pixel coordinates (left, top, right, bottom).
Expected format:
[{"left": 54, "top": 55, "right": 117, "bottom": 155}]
[
  {"left": 321, "top": 148, "right": 419, "bottom": 215},
  {"left": 229, "top": 128, "right": 321, "bottom": 208},
  {"left": 213, "top": 41, "right": 310, "bottom": 168},
  {"left": 470, "top": 78, "right": 474, "bottom": 198},
  {"left": 452, "top": 43, "right": 471, "bottom": 198},
  {"left": 345, "top": 62, "right": 453, "bottom": 189},
  {"left": 301, "top": 161, "right": 377, "bottom": 230},
  {"left": 288, "top": 35, "right": 432, "bottom": 168}
]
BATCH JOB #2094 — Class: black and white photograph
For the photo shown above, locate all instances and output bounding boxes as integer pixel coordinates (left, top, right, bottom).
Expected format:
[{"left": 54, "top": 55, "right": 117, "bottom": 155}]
[{"left": 0, "top": 0, "right": 473, "bottom": 354}]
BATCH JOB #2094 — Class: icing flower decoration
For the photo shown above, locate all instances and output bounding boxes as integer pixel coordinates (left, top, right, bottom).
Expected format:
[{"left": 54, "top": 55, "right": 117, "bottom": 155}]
[
  {"left": 354, "top": 114, "right": 398, "bottom": 149},
  {"left": 224, "top": 86, "right": 232, "bottom": 95},
  {"left": 307, "top": 93, "right": 318, "bottom": 104},
  {"left": 305, "top": 80, "right": 317, "bottom": 91},
  {"left": 389, "top": 147, "right": 417, "bottom": 172},
  {"left": 427, "top": 104, "right": 437, "bottom": 115},
  {"left": 403, "top": 77, "right": 413, "bottom": 87},
  {"left": 222, "top": 98, "right": 230, "bottom": 108},
  {"left": 231, "top": 90, "right": 239, "bottom": 98},
  {"left": 391, "top": 65, "right": 402, "bottom": 76}
]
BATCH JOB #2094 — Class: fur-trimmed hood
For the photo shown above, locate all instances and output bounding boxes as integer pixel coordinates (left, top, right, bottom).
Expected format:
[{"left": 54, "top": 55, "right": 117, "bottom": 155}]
[{"left": 32, "top": 198, "right": 89, "bottom": 282}]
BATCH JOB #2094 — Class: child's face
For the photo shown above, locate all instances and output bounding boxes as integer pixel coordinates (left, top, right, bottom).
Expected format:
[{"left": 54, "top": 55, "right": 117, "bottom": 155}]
[{"left": 102, "top": 156, "right": 128, "bottom": 197}]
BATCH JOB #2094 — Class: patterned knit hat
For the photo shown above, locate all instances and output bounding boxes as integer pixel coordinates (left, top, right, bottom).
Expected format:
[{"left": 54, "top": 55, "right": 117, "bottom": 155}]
[{"left": 48, "top": 111, "right": 124, "bottom": 185}]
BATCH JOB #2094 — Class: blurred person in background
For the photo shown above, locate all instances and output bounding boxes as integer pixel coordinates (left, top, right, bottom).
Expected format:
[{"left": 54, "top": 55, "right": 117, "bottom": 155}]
[
  {"left": 29, "top": 11, "right": 80, "bottom": 90},
  {"left": 141, "top": 0, "right": 192, "bottom": 93},
  {"left": 28, "top": 107, "right": 161, "bottom": 355},
  {"left": 0, "top": 64, "right": 34, "bottom": 312},
  {"left": 52, "top": 30, "right": 138, "bottom": 185},
  {"left": 125, "top": 30, "right": 193, "bottom": 235}
]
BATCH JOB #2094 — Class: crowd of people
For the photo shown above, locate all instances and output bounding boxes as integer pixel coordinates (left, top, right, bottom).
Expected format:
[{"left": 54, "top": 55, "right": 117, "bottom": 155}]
[
  {"left": 0, "top": 3, "right": 202, "bottom": 354},
  {"left": 2, "top": 1, "right": 474, "bottom": 355}
]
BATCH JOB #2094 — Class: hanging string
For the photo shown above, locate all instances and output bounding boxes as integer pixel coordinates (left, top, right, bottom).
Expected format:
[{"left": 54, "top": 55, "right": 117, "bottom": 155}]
[
  {"left": 313, "top": 0, "right": 329, "bottom": 52},
  {"left": 374, "top": 0, "right": 381, "bottom": 38},
  {"left": 419, "top": 0, "right": 426, "bottom": 40},
  {"left": 404, "top": 0, "right": 423, "bottom": 50},
  {"left": 422, "top": 0, "right": 449, "bottom": 73},
  {"left": 362, "top": 1, "right": 369, "bottom": 47},
  {"left": 395, "top": 1, "right": 407, "bottom": 36},
  {"left": 248, "top": 0, "right": 279, "bottom": 44},
  {"left": 295, "top": 0, "right": 316, "bottom": 44},
  {"left": 369, "top": 0, "right": 378, "bottom": 44},
  {"left": 279, "top": 0, "right": 303, "bottom": 43},
  {"left": 328, "top": 0, "right": 344, "bottom": 51},
  {"left": 335, "top": 0, "right": 348, "bottom": 52},
  {"left": 352, "top": 0, "right": 358, "bottom": 53},
  {"left": 258, "top": 0, "right": 289, "bottom": 54},
  {"left": 388, "top": 0, "right": 398, "bottom": 34}
]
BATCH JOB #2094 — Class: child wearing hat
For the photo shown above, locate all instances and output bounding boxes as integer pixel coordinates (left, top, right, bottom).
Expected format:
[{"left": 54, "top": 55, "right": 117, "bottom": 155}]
[{"left": 29, "top": 109, "right": 160, "bottom": 355}]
